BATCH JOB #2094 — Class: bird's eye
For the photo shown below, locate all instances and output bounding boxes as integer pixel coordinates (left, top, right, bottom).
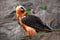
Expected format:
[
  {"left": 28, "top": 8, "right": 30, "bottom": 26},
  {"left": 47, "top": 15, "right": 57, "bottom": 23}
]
[{"left": 21, "top": 7, "right": 24, "bottom": 9}]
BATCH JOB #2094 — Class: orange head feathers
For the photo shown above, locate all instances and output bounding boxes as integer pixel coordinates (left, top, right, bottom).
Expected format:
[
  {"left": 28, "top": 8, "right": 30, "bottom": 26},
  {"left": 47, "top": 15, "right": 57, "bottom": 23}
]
[{"left": 16, "top": 5, "right": 26, "bottom": 20}]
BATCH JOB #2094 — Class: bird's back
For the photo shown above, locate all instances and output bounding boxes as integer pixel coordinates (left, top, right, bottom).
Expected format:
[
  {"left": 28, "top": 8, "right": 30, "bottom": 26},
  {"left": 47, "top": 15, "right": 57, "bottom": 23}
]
[{"left": 21, "top": 15, "right": 53, "bottom": 32}]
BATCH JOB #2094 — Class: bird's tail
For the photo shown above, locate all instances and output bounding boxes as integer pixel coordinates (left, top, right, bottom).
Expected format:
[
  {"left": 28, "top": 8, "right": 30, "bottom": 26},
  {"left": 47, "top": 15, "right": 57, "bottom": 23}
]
[{"left": 43, "top": 24, "right": 54, "bottom": 32}]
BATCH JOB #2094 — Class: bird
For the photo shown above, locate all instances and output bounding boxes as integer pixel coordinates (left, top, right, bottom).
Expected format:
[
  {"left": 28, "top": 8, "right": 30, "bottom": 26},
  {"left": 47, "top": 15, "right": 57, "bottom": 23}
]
[{"left": 16, "top": 5, "right": 53, "bottom": 36}]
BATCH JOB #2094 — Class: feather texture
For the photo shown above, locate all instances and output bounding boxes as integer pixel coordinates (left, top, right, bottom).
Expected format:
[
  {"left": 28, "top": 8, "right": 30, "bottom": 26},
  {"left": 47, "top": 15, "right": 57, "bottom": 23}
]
[{"left": 21, "top": 15, "right": 52, "bottom": 32}]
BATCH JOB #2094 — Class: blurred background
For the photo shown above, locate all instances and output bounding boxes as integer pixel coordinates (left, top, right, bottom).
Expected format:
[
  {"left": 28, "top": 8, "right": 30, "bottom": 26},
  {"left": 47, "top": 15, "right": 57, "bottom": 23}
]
[{"left": 0, "top": 0, "right": 60, "bottom": 40}]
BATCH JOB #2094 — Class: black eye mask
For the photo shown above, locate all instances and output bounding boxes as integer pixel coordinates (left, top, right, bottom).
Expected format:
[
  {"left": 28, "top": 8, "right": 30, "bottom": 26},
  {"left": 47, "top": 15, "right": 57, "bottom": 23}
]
[
  {"left": 21, "top": 7, "right": 24, "bottom": 9},
  {"left": 20, "top": 7, "right": 25, "bottom": 12}
]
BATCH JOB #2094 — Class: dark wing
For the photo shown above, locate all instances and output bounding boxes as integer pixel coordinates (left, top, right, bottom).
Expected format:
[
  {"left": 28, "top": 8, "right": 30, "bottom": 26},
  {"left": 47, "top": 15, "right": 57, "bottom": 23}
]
[{"left": 21, "top": 15, "right": 53, "bottom": 32}]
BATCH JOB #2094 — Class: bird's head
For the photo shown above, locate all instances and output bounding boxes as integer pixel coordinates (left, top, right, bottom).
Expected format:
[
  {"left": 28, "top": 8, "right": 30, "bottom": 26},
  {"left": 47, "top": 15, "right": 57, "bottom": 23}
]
[{"left": 16, "top": 5, "right": 26, "bottom": 18}]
